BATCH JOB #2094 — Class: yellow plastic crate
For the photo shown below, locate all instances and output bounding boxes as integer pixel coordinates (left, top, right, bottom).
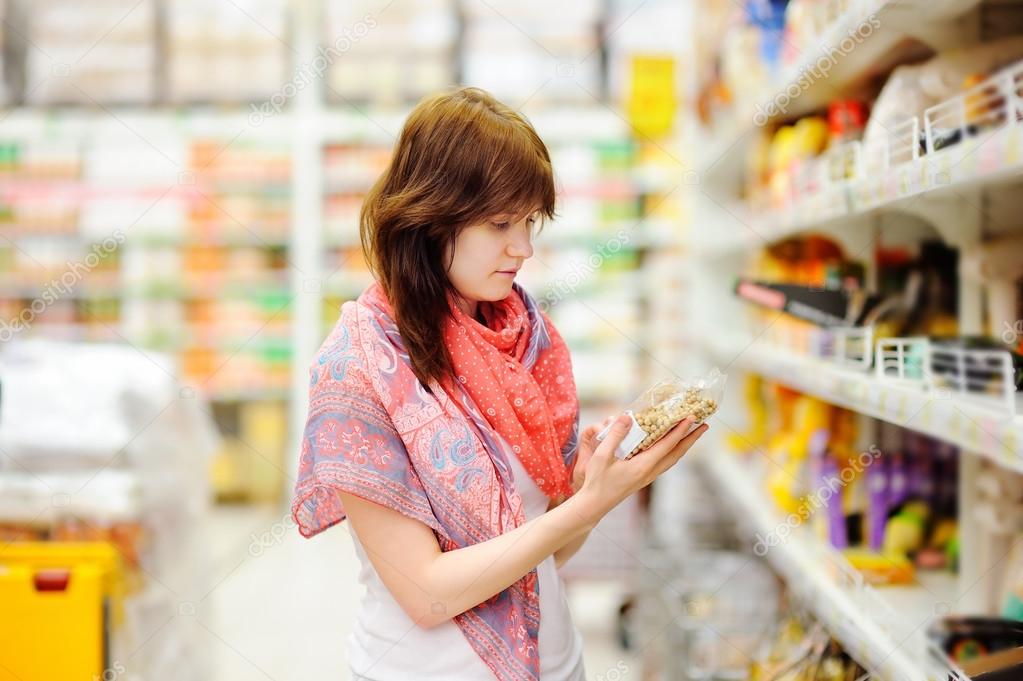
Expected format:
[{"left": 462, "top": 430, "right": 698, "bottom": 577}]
[{"left": 0, "top": 542, "right": 124, "bottom": 681}]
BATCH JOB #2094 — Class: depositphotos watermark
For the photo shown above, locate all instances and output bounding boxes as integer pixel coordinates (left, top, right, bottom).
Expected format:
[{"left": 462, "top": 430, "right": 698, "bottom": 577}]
[
  {"left": 0, "top": 230, "right": 126, "bottom": 343},
  {"left": 753, "top": 14, "right": 881, "bottom": 126},
  {"left": 249, "top": 14, "right": 378, "bottom": 126},
  {"left": 594, "top": 661, "right": 630, "bottom": 681},
  {"left": 93, "top": 661, "right": 126, "bottom": 681},
  {"left": 536, "top": 228, "right": 631, "bottom": 315},
  {"left": 753, "top": 445, "right": 882, "bottom": 556}
]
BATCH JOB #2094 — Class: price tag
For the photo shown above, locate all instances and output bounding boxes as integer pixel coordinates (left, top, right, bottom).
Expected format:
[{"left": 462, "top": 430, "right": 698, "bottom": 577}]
[
  {"left": 935, "top": 152, "right": 953, "bottom": 183},
  {"left": 896, "top": 394, "right": 910, "bottom": 423},
  {"left": 1001, "top": 429, "right": 1021, "bottom": 470},
  {"left": 965, "top": 420, "right": 982, "bottom": 451},
  {"left": 918, "top": 400, "right": 932, "bottom": 428},
  {"left": 897, "top": 167, "right": 912, "bottom": 196},
  {"left": 920, "top": 162, "right": 932, "bottom": 190},
  {"left": 979, "top": 417, "right": 999, "bottom": 455},
  {"left": 1005, "top": 125, "right": 1022, "bottom": 167},
  {"left": 884, "top": 172, "right": 899, "bottom": 200},
  {"left": 978, "top": 132, "right": 1004, "bottom": 175},
  {"left": 947, "top": 410, "right": 962, "bottom": 443},
  {"left": 959, "top": 142, "right": 979, "bottom": 176}
]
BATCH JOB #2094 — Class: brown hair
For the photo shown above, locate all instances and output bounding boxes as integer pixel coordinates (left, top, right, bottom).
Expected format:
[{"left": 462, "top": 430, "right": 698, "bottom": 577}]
[{"left": 360, "top": 87, "right": 556, "bottom": 388}]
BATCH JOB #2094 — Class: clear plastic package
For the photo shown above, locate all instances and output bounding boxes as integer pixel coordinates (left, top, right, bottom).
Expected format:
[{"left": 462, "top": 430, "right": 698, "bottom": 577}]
[{"left": 597, "top": 368, "right": 725, "bottom": 460}]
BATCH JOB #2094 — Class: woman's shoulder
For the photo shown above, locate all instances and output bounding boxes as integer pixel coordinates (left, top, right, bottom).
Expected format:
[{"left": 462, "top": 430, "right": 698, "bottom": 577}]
[
  {"left": 310, "top": 299, "right": 377, "bottom": 391},
  {"left": 318, "top": 295, "right": 385, "bottom": 358},
  {"left": 312, "top": 294, "right": 411, "bottom": 397}
]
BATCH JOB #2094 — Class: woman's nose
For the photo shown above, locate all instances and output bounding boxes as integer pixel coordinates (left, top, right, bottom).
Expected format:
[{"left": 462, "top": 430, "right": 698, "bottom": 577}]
[{"left": 508, "top": 227, "right": 533, "bottom": 259}]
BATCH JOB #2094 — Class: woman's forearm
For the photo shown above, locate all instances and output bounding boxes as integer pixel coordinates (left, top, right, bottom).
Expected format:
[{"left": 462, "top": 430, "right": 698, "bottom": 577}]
[
  {"left": 420, "top": 491, "right": 600, "bottom": 627},
  {"left": 553, "top": 529, "right": 590, "bottom": 569}
]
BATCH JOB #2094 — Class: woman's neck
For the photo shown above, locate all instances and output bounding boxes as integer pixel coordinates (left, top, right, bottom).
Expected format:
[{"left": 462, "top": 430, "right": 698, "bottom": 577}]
[{"left": 455, "top": 295, "right": 479, "bottom": 321}]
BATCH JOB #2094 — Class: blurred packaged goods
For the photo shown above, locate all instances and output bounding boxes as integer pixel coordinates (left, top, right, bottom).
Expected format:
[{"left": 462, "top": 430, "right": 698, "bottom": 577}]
[
  {"left": 24, "top": 0, "right": 158, "bottom": 105},
  {"left": 324, "top": 0, "right": 457, "bottom": 106},
  {"left": 0, "top": 341, "right": 218, "bottom": 681},
  {"left": 461, "top": 0, "right": 603, "bottom": 106},
  {"left": 165, "top": 0, "right": 289, "bottom": 103}
]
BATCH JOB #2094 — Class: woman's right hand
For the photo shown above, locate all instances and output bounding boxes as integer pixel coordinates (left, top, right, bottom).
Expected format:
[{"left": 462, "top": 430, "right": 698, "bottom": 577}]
[{"left": 574, "top": 414, "right": 709, "bottom": 522}]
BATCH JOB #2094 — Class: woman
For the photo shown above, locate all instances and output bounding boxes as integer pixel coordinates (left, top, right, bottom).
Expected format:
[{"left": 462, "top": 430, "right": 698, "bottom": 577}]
[{"left": 291, "top": 87, "right": 707, "bottom": 681}]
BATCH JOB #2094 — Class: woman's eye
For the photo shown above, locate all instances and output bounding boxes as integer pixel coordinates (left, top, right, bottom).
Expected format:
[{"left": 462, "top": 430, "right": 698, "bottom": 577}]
[{"left": 492, "top": 221, "right": 510, "bottom": 230}]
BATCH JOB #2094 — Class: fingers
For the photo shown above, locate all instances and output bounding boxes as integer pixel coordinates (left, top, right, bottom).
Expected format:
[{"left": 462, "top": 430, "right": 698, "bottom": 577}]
[
  {"left": 580, "top": 423, "right": 601, "bottom": 442},
  {"left": 642, "top": 417, "right": 696, "bottom": 459},
  {"left": 649, "top": 423, "right": 709, "bottom": 478}
]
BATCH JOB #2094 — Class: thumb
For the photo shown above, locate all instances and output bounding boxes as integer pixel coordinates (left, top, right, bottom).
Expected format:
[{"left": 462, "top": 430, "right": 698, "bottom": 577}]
[{"left": 597, "top": 413, "right": 634, "bottom": 455}]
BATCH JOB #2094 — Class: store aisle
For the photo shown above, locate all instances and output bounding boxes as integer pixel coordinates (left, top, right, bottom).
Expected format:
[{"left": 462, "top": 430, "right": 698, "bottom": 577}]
[{"left": 202, "top": 506, "right": 632, "bottom": 681}]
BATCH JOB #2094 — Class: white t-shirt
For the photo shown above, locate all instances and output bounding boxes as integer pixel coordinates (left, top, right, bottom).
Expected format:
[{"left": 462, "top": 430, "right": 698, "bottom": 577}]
[{"left": 346, "top": 450, "right": 586, "bottom": 681}]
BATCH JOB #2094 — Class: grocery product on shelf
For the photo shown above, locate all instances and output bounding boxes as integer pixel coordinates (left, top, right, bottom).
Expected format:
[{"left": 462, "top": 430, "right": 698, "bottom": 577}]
[
  {"left": 23, "top": 0, "right": 158, "bottom": 104},
  {"left": 461, "top": 0, "right": 602, "bottom": 105},
  {"left": 0, "top": 0, "right": 7, "bottom": 105},
  {"left": 165, "top": 0, "right": 289, "bottom": 103},
  {"left": 0, "top": 126, "right": 295, "bottom": 502},
  {"left": 960, "top": 233, "right": 1023, "bottom": 355},
  {"left": 750, "top": 616, "right": 877, "bottom": 681},
  {"left": 734, "top": 279, "right": 881, "bottom": 327},
  {"left": 324, "top": 0, "right": 456, "bottom": 105},
  {"left": 863, "top": 38, "right": 1023, "bottom": 156},
  {"left": 930, "top": 617, "right": 1023, "bottom": 671},
  {"left": 321, "top": 140, "right": 388, "bottom": 314},
  {"left": 731, "top": 381, "right": 962, "bottom": 587},
  {"left": 719, "top": 0, "right": 787, "bottom": 121},
  {"left": 827, "top": 100, "right": 869, "bottom": 146}
]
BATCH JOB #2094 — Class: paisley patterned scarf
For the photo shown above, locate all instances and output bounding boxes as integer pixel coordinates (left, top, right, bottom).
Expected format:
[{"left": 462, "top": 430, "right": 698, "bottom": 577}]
[
  {"left": 443, "top": 286, "right": 578, "bottom": 499},
  {"left": 292, "top": 280, "right": 579, "bottom": 681}
]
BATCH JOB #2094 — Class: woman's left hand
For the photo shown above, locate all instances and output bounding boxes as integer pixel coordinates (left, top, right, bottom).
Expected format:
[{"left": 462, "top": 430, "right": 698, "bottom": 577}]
[{"left": 571, "top": 416, "right": 613, "bottom": 494}]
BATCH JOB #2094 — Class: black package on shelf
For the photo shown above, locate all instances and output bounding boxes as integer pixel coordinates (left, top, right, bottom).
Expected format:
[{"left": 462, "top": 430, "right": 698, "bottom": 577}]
[{"left": 734, "top": 278, "right": 882, "bottom": 327}]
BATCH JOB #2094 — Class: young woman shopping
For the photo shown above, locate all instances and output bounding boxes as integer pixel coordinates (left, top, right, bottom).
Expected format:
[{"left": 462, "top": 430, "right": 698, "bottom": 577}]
[{"left": 291, "top": 86, "right": 708, "bottom": 681}]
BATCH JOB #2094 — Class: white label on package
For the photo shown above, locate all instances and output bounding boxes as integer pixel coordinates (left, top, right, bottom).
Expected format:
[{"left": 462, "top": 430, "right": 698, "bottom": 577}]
[{"left": 596, "top": 411, "right": 647, "bottom": 460}]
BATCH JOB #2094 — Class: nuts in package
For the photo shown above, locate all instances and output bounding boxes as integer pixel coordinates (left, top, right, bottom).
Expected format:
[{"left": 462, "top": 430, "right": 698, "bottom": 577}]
[{"left": 597, "top": 368, "right": 725, "bottom": 460}]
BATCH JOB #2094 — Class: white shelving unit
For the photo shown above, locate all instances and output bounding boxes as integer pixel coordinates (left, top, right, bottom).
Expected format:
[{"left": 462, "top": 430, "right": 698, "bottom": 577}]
[
  {"left": 705, "top": 333, "right": 1023, "bottom": 474},
  {"left": 685, "top": 0, "right": 1023, "bottom": 679}
]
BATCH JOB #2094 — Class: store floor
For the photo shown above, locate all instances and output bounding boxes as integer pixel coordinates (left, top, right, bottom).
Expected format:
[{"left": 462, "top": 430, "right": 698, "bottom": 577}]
[{"left": 202, "top": 504, "right": 635, "bottom": 680}]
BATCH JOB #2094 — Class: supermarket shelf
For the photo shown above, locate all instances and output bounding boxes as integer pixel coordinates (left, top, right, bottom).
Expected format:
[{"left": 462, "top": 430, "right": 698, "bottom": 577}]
[
  {"left": 0, "top": 106, "right": 635, "bottom": 147},
  {"left": 706, "top": 333, "right": 1023, "bottom": 473},
  {"left": 695, "top": 118, "right": 1023, "bottom": 257},
  {"left": 0, "top": 108, "right": 295, "bottom": 139},
  {"left": 319, "top": 106, "right": 634, "bottom": 144},
  {"left": 698, "top": 0, "right": 982, "bottom": 184},
  {"left": 701, "top": 450, "right": 961, "bottom": 681}
]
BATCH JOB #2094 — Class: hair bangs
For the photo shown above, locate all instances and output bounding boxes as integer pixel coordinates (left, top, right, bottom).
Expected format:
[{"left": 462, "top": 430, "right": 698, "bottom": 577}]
[{"left": 470, "top": 112, "right": 557, "bottom": 229}]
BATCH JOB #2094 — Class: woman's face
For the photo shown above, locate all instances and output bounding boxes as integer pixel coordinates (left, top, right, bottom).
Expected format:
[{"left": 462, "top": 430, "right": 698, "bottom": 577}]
[{"left": 446, "top": 211, "right": 537, "bottom": 315}]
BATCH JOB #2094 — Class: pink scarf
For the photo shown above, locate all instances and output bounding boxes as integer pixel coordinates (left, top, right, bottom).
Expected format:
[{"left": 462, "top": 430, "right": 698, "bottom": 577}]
[{"left": 443, "top": 291, "right": 578, "bottom": 498}]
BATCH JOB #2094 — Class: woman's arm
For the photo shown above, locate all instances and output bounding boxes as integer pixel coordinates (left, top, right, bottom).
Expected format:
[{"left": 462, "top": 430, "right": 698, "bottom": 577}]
[
  {"left": 341, "top": 415, "right": 707, "bottom": 630},
  {"left": 340, "top": 487, "right": 599, "bottom": 629},
  {"left": 548, "top": 495, "right": 589, "bottom": 569}
]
